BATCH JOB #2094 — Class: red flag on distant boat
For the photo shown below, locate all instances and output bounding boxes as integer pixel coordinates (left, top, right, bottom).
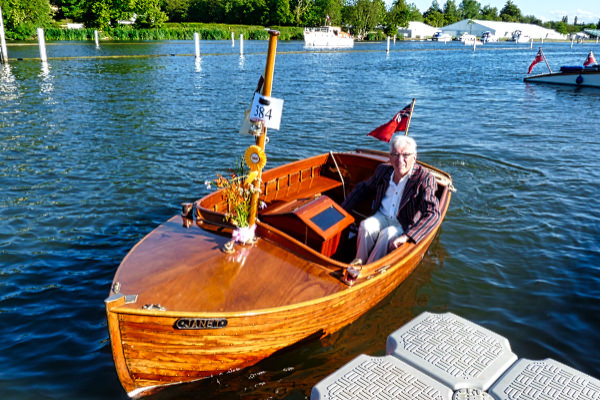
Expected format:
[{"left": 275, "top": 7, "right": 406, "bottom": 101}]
[
  {"left": 584, "top": 50, "right": 597, "bottom": 66},
  {"left": 528, "top": 50, "right": 544, "bottom": 74},
  {"left": 367, "top": 102, "right": 413, "bottom": 143}
]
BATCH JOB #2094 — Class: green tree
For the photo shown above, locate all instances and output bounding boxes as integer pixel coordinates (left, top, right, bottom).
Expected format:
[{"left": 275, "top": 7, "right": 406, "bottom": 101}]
[
  {"left": 51, "top": 0, "right": 86, "bottom": 21},
  {"left": 458, "top": 0, "right": 480, "bottom": 20},
  {"left": 0, "top": 0, "right": 54, "bottom": 38},
  {"left": 133, "top": 0, "right": 167, "bottom": 27},
  {"left": 163, "top": 0, "right": 191, "bottom": 22},
  {"left": 554, "top": 21, "right": 567, "bottom": 34},
  {"left": 480, "top": 5, "right": 498, "bottom": 20},
  {"left": 521, "top": 14, "right": 541, "bottom": 25},
  {"left": 442, "top": 0, "right": 459, "bottom": 25},
  {"left": 313, "top": 0, "right": 343, "bottom": 25},
  {"left": 83, "top": 0, "right": 134, "bottom": 29},
  {"left": 407, "top": 3, "right": 423, "bottom": 21},
  {"left": 345, "top": 0, "right": 385, "bottom": 38},
  {"left": 267, "top": 0, "right": 292, "bottom": 25},
  {"left": 499, "top": 0, "right": 520, "bottom": 22},
  {"left": 423, "top": 1, "right": 443, "bottom": 27},
  {"left": 187, "top": 0, "right": 223, "bottom": 23},
  {"left": 230, "top": 0, "right": 269, "bottom": 25},
  {"left": 388, "top": 0, "right": 411, "bottom": 29}
]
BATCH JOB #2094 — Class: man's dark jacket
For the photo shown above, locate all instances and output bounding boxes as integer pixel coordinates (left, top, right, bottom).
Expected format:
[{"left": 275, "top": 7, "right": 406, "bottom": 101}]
[{"left": 341, "top": 163, "right": 440, "bottom": 244}]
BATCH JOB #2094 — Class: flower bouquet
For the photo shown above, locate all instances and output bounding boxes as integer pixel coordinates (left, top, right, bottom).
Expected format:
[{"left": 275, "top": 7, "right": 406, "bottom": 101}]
[{"left": 207, "top": 160, "right": 262, "bottom": 244}]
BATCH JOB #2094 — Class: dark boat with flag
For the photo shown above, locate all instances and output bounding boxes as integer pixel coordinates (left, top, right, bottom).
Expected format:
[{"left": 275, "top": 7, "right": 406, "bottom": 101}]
[
  {"left": 105, "top": 30, "right": 454, "bottom": 398},
  {"left": 525, "top": 48, "right": 600, "bottom": 88}
]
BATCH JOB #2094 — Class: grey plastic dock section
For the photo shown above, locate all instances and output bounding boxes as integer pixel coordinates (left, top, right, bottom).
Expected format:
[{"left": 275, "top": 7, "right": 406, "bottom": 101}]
[
  {"left": 385, "top": 312, "right": 518, "bottom": 390},
  {"left": 311, "top": 312, "right": 600, "bottom": 400},
  {"left": 310, "top": 354, "right": 454, "bottom": 400},
  {"left": 489, "top": 358, "right": 600, "bottom": 400}
]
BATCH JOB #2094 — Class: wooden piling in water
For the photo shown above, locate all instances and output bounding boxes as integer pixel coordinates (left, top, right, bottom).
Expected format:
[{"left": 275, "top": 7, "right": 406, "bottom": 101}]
[
  {"left": 194, "top": 33, "right": 200, "bottom": 59},
  {"left": 0, "top": 6, "right": 8, "bottom": 63},
  {"left": 37, "top": 28, "right": 47, "bottom": 62},
  {"left": 240, "top": 34, "right": 244, "bottom": 55},
  {"left": 94, "top": 30, "right": 99, "bottom": 47}
]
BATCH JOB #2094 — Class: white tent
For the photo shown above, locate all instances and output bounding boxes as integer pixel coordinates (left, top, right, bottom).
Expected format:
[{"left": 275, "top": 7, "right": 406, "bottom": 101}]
[
  {"left": 441, "top": 19, "right": 566, "bottom": 40},
  {"left": 398, "top": 21, "right": 439, "bottom": 39}
]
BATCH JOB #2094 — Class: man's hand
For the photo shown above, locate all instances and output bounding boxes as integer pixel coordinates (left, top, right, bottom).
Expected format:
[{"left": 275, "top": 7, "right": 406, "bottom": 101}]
[{"left": 390, "top": 234, "right": 409, "bottom": 250}]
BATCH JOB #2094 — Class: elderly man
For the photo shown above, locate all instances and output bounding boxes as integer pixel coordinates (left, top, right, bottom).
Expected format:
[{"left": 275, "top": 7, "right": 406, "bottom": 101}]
[{"left": 341, "top": 135, "right": 440, "bottom": 264}]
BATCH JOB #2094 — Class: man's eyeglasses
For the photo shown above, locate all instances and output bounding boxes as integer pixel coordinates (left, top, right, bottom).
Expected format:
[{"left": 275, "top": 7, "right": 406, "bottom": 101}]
[{"left": 390, "top": 152, "right": 414, "bottom": 159}]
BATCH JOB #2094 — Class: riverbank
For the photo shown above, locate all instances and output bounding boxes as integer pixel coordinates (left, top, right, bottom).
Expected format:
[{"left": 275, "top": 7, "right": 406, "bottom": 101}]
[
  {"left": 5, "top": 23, "right": 304, "bottom": 42},
  {"left": 4, "top": 22, "right": 393, "bottom": 42}
]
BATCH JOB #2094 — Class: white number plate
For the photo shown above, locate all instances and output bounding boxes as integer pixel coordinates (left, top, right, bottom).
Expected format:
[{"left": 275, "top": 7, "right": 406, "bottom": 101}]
[{"left": 249, "top": 93, "right": 284, "bottom": 130}]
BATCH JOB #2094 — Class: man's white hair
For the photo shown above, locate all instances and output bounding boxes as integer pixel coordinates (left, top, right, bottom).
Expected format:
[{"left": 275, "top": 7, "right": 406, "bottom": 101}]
[{"left": 390, "top": 135, "right": 417, "bottom": 154}]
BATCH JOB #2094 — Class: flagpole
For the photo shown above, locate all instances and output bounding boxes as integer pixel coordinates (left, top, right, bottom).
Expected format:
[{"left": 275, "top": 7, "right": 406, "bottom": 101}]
[
  {"left": 404, "top": 98, "right": 416, "bottom": 137},
  {"left": 539, "top": 47, "right": 552, "bottom": 73},
  {"left": 247, "top": 30, "right": 279, "bottom": 228}
]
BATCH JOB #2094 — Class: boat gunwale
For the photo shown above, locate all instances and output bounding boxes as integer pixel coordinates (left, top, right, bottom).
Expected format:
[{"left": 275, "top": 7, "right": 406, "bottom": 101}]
[{"left": 106, "top": 179, "right": 451, "bottom": 319}]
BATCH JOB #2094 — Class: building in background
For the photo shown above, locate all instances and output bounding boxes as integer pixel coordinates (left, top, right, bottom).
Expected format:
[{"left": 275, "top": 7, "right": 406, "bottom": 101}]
[
  {"left": 441, "top": 19, "right": 566, "bottom": 40},
  {"left": 397, "top": 21, "right": 439, "bottom": 39}
]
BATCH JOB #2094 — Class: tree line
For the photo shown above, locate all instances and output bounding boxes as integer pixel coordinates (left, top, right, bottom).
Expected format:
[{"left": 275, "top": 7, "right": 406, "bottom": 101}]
[{"left": 1, "top": 0, "right": 599, "bottom": 40}]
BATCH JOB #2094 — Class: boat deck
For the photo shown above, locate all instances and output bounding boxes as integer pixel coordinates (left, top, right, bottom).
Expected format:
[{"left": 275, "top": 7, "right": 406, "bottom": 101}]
[{"left": 111, "top": 216, "right": 345, "bottom": 314}]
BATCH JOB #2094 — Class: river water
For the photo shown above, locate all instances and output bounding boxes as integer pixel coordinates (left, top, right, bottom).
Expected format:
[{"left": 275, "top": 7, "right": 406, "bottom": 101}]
[{"left": 1, "top": 39, "right": 599, "bottom": 399}]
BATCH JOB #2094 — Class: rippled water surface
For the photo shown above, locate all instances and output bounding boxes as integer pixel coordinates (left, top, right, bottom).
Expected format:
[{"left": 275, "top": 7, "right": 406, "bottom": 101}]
[{"left": 1, "top": 39, "right": 599, "bottom": 399}]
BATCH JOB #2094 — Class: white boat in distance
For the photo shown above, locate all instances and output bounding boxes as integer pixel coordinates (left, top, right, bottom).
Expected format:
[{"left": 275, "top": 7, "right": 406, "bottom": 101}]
[
  {"left": 524, "top": 65, "right": 600, "bottom": 88},
  {"left": 481, "top": 31, "right": 498, "bottom": 43},
  {"left": 304, "top": 26, "right": 354, "bottom": 48},
  {"left": 458, "top": 33, "right": 482, "bottom": 45},
  {"left": 510, "top": 30, "right": 531, "bottom": 43},
  {"left": 432, "top": 31, "right": 452, "bottom": 42}
]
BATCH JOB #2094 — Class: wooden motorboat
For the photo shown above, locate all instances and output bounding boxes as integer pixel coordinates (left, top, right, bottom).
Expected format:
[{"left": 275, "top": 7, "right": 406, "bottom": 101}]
[{"left": 105, "top": 31, "right": 453, "bottom": 398}]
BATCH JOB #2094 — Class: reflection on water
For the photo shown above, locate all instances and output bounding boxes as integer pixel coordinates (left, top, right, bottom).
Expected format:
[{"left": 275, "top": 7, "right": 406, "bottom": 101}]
[
  {"left": 0, "top": 63, "right": 18, "bottom": 102},
  {"left": 0, "top": 40, "right": 599, "bottom": 400},
  {"left": 39, "top": 61, "right": 54, "bottom": 95}
]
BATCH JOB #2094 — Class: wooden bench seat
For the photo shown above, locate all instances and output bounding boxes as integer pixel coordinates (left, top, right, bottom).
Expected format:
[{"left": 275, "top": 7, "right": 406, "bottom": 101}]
[{"left": 261, "top": 174, "right": 342, "bottom": 206}]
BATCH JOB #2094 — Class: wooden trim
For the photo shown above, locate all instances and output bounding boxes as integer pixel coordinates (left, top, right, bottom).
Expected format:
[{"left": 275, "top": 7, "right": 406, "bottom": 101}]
[{"left": 105, "top": 294, "right": 136, "bottom": 393}]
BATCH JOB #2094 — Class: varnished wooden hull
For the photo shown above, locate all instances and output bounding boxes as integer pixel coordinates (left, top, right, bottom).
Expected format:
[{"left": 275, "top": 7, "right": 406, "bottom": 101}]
[{"left": 106, "top": 150, "right": 452, "bottom": 397}]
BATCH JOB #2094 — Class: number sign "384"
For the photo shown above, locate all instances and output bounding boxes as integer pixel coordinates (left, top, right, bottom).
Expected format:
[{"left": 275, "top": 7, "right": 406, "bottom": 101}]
[{"left": 249, "top": 93, "right": 284, "bottom": 130}]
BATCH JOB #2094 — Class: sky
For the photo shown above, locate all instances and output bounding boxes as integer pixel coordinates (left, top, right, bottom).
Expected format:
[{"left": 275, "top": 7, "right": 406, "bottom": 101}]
[{"left": 403, "top": 0, "right": 600, "bottom": 25}]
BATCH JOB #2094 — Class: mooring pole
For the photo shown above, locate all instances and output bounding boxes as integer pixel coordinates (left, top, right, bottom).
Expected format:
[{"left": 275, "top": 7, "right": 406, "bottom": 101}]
[
  {"left": 94, "top": 30, "right": 99, "bottom": 47},
  {"left": 0, "top": 7, "right": 8, "bottom": 63},
  {"left": 387, "top": 36, "right": 390, "bottom": 53},
  {"left": 247, "top": 30, "right": 279, "bottom": 228},
  {"left": 37, "top": 28, "right": 47, "bottom": 62},
  {"left": 240, "top": 34, "right": 244, "bottom": 56},
  {"left": 194, "top": 32, "right": 200, "bottom": 59}
]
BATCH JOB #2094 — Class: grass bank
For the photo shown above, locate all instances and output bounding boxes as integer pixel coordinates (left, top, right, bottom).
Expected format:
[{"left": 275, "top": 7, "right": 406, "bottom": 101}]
[{"left": 42, "top": 23, "right": 305, "bottom": 41}]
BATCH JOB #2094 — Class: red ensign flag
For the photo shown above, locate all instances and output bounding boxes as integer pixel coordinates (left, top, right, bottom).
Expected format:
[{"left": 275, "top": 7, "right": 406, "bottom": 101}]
[
  {"left": 528, "top": 50, "right": 544, "bottom": 74},
  {"left": 367, "top": 103, "right": 413, "bottom": 143},
  {"left": 584, "top": 51, "right": 597, "bottom": 67}
]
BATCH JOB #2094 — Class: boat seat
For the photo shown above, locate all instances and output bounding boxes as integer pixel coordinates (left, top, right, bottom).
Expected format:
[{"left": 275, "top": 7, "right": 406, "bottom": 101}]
[{"left": 261, "top": 174, "right": 343, "bottom": 205}]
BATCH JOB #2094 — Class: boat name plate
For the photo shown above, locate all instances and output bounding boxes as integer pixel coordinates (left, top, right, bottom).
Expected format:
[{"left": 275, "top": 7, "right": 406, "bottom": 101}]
[{"left": 174, "top": 318, "right": 228, "bottom": 330}]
